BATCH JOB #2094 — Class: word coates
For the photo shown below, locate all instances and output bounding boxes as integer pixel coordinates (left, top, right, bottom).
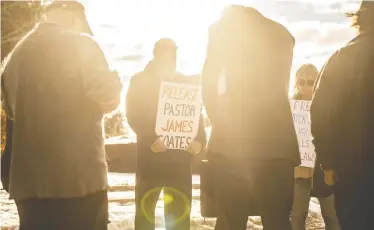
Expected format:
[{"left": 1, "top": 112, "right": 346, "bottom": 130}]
[
  {"left": 290, "top": 100, "right": 316, "bottom": 168},
  {"left": 155, "top": 81, "right": 202, "bottom": 150}
]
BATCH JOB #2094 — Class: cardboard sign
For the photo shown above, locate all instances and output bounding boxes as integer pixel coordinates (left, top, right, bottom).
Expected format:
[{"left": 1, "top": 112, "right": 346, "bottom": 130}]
[
  {"left": 290, "top": 100, "right": 316, "bottom": 168},
  {"left": 155, "top": 81, "right": 202, "bottom": 150}
]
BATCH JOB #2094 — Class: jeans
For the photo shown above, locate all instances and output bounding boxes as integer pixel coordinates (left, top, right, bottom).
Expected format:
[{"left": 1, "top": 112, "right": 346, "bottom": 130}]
[
  {"left": 291, "top": 180, "right": 340, "bottom": 230},
  {"left": 135, "top": 166, "right": 192, "bottom": 230}
]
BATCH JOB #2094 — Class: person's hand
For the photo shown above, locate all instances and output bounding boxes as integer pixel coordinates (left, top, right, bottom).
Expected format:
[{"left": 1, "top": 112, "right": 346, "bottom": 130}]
[
  {"left": 186, "top": 141, "right": 203, "bottom": 154},
  {"left": 150, "top": 137, "right": 166, "bottom": 153},
  {"left": 324, "top": 169, "right": 338, "bottom": 186}
]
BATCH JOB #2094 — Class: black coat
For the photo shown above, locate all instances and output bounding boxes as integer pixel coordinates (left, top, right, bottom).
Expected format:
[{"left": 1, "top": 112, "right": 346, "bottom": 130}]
[
  {"left": 1, "top": 118, "right": 13, "bottom": 193},
  {"left": 311, "top": 30, "right": 374, "bottom": 184},
  {"left": 201, "top": 7, "right": 300, "bottom": 165}
]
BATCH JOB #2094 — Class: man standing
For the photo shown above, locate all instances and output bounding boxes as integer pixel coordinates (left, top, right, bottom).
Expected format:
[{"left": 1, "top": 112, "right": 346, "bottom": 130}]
[
  {"left": 311, "top": 1, "right": 374, "bottom": 230},
  {"left": 1, "top": 1, "right": 122, "bottom": 229},
  {"left": 126, "top": 38, "right": 206, "bottom": 230},
  {"left": 202, "top": 6, "right": 299, "bottom": 230}
]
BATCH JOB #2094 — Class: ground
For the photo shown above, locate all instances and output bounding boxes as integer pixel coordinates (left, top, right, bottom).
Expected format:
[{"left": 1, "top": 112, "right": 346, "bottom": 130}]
[{"left": 0, "top": 173, "right": 326, "bottom": 230}]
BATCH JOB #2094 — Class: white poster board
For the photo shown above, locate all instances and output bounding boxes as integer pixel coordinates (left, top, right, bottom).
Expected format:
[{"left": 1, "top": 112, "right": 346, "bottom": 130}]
[
  {"left": 155, "top": 81, "right": 202, "bottom": 150},
  {"left": 290, "top": 100, "right": 316, "bottom": 168}
]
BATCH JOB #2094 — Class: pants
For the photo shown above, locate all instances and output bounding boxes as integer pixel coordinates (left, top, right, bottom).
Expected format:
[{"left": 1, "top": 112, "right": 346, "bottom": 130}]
[
  {"left": 135, "top": 165, "right": 192, "bottom": 230},
  {"left": 291, "top": 180, "right": 340, "bottom": 230},
  {"left": 333, "top": 170, "right": 374, "bottom": 230},
  {"left": 16, "top": 190, "right": 108, "bottom": 230},
  {"left": 211, "top": 155, "right": 294, "bottom": 230}
]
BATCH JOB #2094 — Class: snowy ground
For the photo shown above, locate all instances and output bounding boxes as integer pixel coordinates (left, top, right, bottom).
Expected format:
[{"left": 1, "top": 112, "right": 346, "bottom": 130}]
[{"left": 1, "top": 173, "right": 326, "bottom": 230}]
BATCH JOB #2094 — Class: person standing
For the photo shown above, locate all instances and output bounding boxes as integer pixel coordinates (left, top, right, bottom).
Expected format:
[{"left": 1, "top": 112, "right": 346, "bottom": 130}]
[
  {"left": 290, "top": 64, "right": 340, "bottom": 230},
  {"left": 202, "top": 5, "right": 299, "bottom": 230},
  {"left": 1, "top": 1, "right": 122, "bottom": 229},
  {"left": 126, "top": 38, "right": 206, "bottom": 230},
  {"left": 311, "top": 1, "right": 374, "bottom": 230}
]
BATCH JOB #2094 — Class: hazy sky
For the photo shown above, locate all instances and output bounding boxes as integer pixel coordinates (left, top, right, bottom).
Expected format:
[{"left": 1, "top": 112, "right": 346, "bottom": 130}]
[{"left": 82, "top": 0, "right": 360, "bottom": 81}]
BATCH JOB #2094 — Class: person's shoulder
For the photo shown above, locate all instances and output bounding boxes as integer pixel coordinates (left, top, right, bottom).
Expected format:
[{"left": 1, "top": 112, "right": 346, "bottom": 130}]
[
  {"left": 267, "top": 19, "right": 295, "bottom": 46},
  {"left": 73, "top": 33, "right": 101, "bottom": 51},
  {"left": 129, "top": 71, "right": 146, "bottom": 85}
]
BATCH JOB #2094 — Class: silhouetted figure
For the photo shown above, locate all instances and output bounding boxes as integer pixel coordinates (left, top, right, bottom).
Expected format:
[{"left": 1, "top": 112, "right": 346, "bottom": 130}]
[
  {"left": 311, "top": 1, "right": 374, "bottom": 230},
  {"left": 202, "top": 5, "right": 299, "bottom": 230},
  {"left": 126, "top": 38, "right": 206, "bottom": 230},
  {"left": 290, "top": 64, "right": 340, "bottom": 230},
  {"left": 1, "top": 1, "right": 121, "bottom": 229}
]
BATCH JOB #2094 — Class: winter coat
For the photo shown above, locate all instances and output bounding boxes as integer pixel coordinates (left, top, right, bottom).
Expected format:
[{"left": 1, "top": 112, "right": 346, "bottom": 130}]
[
  {"left": 202, "top": 7, "right": 300, "bottom": 165},
  {"left": 311, "top": 29, "right": 374, "bottom": 188},
  {"left": 1, "top": 22, "right": 122, "bottom": 201}
]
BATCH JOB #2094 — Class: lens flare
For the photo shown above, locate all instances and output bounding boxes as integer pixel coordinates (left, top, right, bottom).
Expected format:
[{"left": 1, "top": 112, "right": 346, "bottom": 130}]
[{"left": 140, "top": 186, "right": 191, "bottom": 226}]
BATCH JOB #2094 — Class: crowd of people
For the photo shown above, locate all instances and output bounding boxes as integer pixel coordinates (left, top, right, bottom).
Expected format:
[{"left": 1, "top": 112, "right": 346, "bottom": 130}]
[{"left": 1, "top": 1, "right": 373, "bottom": 230}]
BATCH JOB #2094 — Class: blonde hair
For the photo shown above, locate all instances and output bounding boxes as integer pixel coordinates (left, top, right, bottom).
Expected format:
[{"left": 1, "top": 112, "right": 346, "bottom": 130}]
[{"left": 292, "top": 64, "right": 318, "bottom": 98}]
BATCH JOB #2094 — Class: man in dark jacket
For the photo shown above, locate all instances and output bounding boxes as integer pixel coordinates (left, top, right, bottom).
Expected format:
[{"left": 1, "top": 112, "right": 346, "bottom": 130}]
[
  {"left": 1, "top": 1, "right": 122, "bottom": 229},
  {"left": 201, "top": 5, "right": 299, "bottom": 230},
  {"left": 311, "top": 1, "right": 374, "bottom": 230},
  {"left": 126, "top": 38, "right": 206, "bottom": 230}
]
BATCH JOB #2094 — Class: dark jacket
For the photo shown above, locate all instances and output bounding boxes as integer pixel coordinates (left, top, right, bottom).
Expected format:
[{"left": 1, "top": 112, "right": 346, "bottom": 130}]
[
  {"left": 1, "top": 22, "right": 122, "bottom": 201},
  {"left": 126, "top": 61, "right": 206, "bottom": 174},
  {"left": 311, "top": 29, "right": 374, "bottom": 180},
  {"left": 1, "top": 118, "right": 13, "bottom": 193},
  {"left": 202, "top": 8, "right": 300, "bottom": 165}
]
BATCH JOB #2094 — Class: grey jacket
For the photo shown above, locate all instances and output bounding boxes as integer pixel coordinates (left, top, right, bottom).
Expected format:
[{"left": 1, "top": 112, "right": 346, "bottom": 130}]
[
  {"left": 1, "top": 22, "right": 122, "bottom": 201},
  {"left": 202, "top": 7, "right": 300, "bottom": 165}
]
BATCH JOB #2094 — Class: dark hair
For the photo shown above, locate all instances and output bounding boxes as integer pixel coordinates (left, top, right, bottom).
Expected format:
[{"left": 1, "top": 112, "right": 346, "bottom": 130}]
[{"left": 346, "top": 1, "right": 374, "bottom": 33}]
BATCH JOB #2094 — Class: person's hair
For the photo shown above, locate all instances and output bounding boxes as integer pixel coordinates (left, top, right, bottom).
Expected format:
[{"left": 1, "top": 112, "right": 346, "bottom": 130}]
[
  {"left": 346, "top": 1, "right": 374, "bottom": 33},
  {"left": 292, "top": 64, "right": 319, "bottom": 98}
]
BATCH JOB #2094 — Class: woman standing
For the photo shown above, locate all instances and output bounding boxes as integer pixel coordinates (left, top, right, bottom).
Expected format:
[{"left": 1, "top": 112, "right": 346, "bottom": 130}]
[{"left": 290, "top": 64, "right": 340, "bottom": 230}]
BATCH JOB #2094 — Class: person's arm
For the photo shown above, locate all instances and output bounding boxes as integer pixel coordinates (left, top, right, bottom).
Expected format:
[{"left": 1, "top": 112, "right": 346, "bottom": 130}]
[
  {"left": 194, "top": 112, "right": 207, "bottom": 150},
  {"left": 77, "top": 35, "right": 122, "bottom": 114},
  {"left": 311, "top": 49, "right": 350, "bottom": 171},
  {"left": 125, "top": 73, "right": 158, "bottom": 145},
  {"left": 201, "top": 23, "right": 222, "bottom": 124}
]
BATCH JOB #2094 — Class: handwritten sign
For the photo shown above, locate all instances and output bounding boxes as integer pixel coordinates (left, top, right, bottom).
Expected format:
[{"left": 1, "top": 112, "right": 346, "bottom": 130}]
[
  {"left": 155, "top": 81, "right": 202, "bottom": 150},
  {"left": 290, "top": 100, "right": 316, "bottom": 168}
]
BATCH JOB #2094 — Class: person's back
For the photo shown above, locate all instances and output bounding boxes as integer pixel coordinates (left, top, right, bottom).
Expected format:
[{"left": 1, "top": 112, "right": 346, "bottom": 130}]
[
  {"left": 311, "top": 2, "right": 374, "bottom": 229},
  {"left": 203, "top": 6, "right": 299, "bottom": 164},
  {"left": 9, "top": 23, "right": 109, "bottom": 199},
  {"left": 202, "top": 5, "right": 298, "bottom": 230},
  {"left": 1, "top": 2, "right": 122, "bottom": 229}
]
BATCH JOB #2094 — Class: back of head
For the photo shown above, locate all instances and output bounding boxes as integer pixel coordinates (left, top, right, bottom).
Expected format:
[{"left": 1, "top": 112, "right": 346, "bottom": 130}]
[
  {"left": 209, "top": 5, "right": 295, "bottom": 99},
  {"left": 44, "top": 1, "right": 93, "bottom": 35},
  {"left": 346, "top": 0, "right": 374, "bottom": 33}
]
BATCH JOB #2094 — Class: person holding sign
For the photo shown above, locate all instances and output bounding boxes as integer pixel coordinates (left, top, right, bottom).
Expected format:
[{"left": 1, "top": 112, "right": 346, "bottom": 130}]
[
  {"left": 311, "top": 2, "right": 374, "bottom": 229},
  {"left": 290, "top": 64, "right": 340, "bottom": 230},
  {"left": 126, "top": 38, "right": 206, "bottom": 230},
  {"left": 202, "top": 6, "right": 299, "bottom": 230}
]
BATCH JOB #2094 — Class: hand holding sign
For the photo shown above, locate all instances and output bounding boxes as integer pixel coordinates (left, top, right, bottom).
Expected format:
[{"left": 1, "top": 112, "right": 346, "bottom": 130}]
[
  {"left": 155, "top": 81, "right": 202, "bottom": 150},
  {"left": 186, "top": 140, "right": 202, "bottom": 154},
  {"left": 150, "top": 137, "right": 166, "bottom": 153}
]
